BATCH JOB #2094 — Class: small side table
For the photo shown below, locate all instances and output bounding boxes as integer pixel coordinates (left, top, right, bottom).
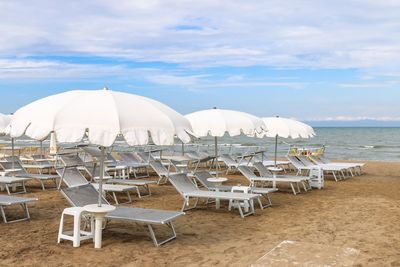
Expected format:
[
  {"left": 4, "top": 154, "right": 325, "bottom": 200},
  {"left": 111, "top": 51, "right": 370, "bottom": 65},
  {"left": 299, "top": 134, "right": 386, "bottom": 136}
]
[
  {"left": 207, "top": 177, "right": 228, "bottom": 209},
  {"left": 83, "top": 204, "right": 115, "bottom": 249},
  {"left": 267, "top": 167, "right": 283, "bottom": 188}
]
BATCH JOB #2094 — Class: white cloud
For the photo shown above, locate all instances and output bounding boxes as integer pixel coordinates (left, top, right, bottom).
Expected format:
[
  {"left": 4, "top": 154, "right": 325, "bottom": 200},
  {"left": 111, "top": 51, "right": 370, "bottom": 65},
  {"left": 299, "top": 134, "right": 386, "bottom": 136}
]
[{"left": 0, "top": 0, "right": 399, "bottom": 70}]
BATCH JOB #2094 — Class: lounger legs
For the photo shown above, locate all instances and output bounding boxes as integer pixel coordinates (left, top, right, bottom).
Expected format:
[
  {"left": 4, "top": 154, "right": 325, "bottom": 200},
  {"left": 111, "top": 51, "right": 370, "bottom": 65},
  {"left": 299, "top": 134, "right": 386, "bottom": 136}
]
[
  {"left": 290, "top": 183, "right": 301, "bottom": 195},
  {"left": 4, "top": 182, "right": 27, "bottom": 195},
  {"left": 257, "top": 194, "right": 273, "bottom": 209},
  {"left": 147, "top": 222, "right": 177, "bottom": 247},
  {"left": 0, "top": 203, "right": 31, "bottom": 223},
  {"left": 181, "top": 197, "right": 199, "bottom": 211},
  {"left": 110, "top": 191, "right": 132, "bottom": 205}
]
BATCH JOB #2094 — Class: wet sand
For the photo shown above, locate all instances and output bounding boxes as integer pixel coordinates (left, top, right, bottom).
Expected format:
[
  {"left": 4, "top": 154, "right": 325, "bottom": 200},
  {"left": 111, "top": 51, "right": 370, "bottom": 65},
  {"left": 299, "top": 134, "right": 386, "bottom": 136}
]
[{"left": 0, "top": 161, "right": 399, "bottom": 266}]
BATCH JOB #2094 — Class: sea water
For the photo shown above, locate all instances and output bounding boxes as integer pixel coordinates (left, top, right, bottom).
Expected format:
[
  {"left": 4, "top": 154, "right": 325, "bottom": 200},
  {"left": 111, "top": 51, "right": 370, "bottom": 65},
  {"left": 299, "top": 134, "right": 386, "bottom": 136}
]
[{"left": 1, "top": 127, "right": 400, "bottom": 161}]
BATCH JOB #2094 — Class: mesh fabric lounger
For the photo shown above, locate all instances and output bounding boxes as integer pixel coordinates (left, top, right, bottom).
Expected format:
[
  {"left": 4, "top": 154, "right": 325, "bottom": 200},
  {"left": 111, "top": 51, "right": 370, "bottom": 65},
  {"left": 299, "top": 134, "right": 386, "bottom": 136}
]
[
  {"left": 252, "top": 151, "right": 291, "bottom": 168},
  {"left": 219, "top": 154, "right": 247, "bottom": 174},
  {"left": 286, "top": 156, "right": 314, "bottom": 176},
  {"left": 117, "top": 152, "right": 150, "bottom": 178},
  {"left": 297, "top": 156, "right": 347, "bottom": 181},
  {"left": 1, "top": 159, "right": 58, "bottom": 190},
  {"left": 194, "top": 171, "right": 277, "bottom": 209},
  {"left": 106, "top": 178, "right": 157, "bottom": 197},
  {"left": 309, "top": 155, "right": 362, "bottom": 176},
  {"left": 238, "top": 165, "right": 307, "bottom": 195},
  {"left": 253, "top": 162, "right": 311, "bottom": 183},
  {"left": 87, "top": 163, "right": 156, "bottom": 198},
  {"left": 57, "top": 167, "right": 139, "bottom": 205},
  {"left": 149, "top": 160, "right": 178, "bottom": 184},
  {"left": 185, "top": 152, "right": 215, "bottom": 173},
  {"left": 0, "top": 176, "right": 33, "bottom": 195},
  {"left": 319, "top": 155, "right": 364, "bottom": 172},
  {"left": 169, "top": 173, "right": 260, "bottom": 218},
  {"left": 0, "top": 195, "right": 37, "bottom": 223},
  {"left": 61, "top": 184, "right": 184, "bottom": 246}
]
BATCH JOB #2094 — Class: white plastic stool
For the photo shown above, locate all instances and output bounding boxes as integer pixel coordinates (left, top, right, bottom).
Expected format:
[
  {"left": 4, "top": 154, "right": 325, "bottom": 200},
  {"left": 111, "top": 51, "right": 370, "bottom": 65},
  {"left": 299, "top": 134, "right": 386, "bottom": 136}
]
[
  {"left": 58, "top": 207, "right": 94, "bottom": 247},
  {"left": 229, "top": 186, "right": 251, "bottom": 213}
]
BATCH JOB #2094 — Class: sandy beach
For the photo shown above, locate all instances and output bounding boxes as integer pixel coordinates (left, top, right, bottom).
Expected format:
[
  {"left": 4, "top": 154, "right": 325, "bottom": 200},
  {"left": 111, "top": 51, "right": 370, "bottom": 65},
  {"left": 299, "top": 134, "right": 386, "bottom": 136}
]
[{"left": 0, "top": 160, "right": 399, "bottom": 267}]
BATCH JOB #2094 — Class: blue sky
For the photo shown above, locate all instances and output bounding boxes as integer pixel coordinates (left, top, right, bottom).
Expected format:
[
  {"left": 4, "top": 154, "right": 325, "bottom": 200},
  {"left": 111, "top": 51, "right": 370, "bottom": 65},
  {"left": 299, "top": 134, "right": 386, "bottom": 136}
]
[{"left": 1, "top": 0, "right": 400, "bottom": 125}]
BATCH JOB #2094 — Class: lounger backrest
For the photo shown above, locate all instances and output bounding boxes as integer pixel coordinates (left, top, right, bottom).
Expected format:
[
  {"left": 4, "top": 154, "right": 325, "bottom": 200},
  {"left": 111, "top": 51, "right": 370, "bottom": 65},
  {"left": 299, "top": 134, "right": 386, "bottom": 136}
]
[
  {"left": 309, "top": 155, "right": 323, "bottom": 165},
  {"left": 287, "top": 156, "right": 305, "bottom": 168},
  {"left": 253, "top": 151, "right": 269, "bottom": 162},
  {"left": 220, "top": 154, "right": 237, "bottom": 165},
  {"left": 56, "top": 167, "right": 88, "bottom": 188},
  {"left": 82, "top": 146, "right": 102, "bottom": 158},
  {"left": 105, "top": 153, "right": 118, "bottom": 165},
  {"left": 61, "top": 184, "right": 109, "bottom": 207},
  {"left": 136, "top": 152, "right": 153, "bottom": 163},
  {"left": 149, "top": 160, "right": 168, "bottom": 176},
  {"left": 194, "top": 171, "right": 214, "bottom": 188},
  {"left": 58, "top": 154, "right": 86, "bottom": 168},
  {"left": 31, "top": 154, "right": 53, "bottom": 164},
  {"left": 120, "top": 152, "right": 143, "bottom": 164},
  {"left": 253, "top": 162, "right": 272, "bottom": 177},
  {"left": 0, "top": 160, "right": 27, "bottom": 176},
  {"left": 238, "top": 166, "right": 259, "bottom": 181},
  {"left": 298, "top": 156, "right": 315, "bottom": 167},
  {"left": 85, "top": 164, "right": 110, "bottom": 179},
  {"left": 169, "top": 173, "right": 198, "bottom": 194}
]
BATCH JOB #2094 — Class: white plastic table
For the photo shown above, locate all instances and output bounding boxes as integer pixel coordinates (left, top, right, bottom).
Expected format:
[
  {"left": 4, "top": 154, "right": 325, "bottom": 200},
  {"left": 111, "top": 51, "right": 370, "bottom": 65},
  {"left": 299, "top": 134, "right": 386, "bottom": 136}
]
[
  {"left": 83, "top": 204, "right": 115, "bottom": 249},
  {"left": 207, "top": 177, "right": 228, "bottom": 209},
  {"left": 267, "top": 167, "right": 283, "bottom": 188}
]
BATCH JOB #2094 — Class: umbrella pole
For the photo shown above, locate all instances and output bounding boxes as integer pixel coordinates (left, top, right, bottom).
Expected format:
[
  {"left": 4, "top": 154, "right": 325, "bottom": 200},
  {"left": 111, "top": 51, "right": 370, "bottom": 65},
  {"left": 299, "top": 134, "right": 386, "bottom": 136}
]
[
  {"left": 214, "top": 136, "right": 218, "bottom": 178},
  {"left": 274, "top": 134, "right": 278, "bottom": 167},
  {"left": 40, "top": 140, "right": 43, "bottom": 158},
  {"left": 98, "top": 146, "right": 105, "bottom": 207},
  {"left": 11, "top": 137, "right": 15, "bottom": 170},
  {"left": 181, "top": 141, "right": 185, "bottom": 156}
]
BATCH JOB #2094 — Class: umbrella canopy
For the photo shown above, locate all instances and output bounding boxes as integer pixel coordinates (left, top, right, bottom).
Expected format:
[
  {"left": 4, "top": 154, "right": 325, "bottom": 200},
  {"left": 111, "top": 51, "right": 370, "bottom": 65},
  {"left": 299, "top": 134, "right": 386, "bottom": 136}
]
[
  {"left": 260, "top": 117, "right": 315, "bottom": 166},
  {"left": 261, "top": 117, "right": 315, "bottom": 138},
  {"left": 0, "top": 113, "right": 11, "bottom": 134},
  {"left": 185, "top": 108, "right": 265, "bottom": 137},
  {"left": 185, "top": 108, "right": 265, "bottom": 177},
  {"left": 7, "top": 88, "right": 193, "bottom": 146},
  {"left": 7, "top": 88, "right": 193, "bottom": 207}
]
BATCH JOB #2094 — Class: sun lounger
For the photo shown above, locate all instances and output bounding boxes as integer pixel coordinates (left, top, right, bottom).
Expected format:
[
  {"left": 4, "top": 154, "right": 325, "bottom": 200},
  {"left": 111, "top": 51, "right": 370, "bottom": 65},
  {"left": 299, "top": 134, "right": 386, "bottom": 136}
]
[
  {"left": 0, "top": 195, "right": 37, "bottom": 223},
  {"left": 185, "top": 151, "right": 215, "bottom": 173},
  {"left": 252, "top": 151, "right": 291, "bottom": 169},
  {"left": 219, "top": 154, "right": 247, "bottom": 174},
  {"left": 169, "top": 173, "right": 260, "bottom": 218},
  {"left": 0, "top": 176, "right": 33, "bottom": 195},
  {"left": 238, "top": 165, "right": 308, "bottom": 195},
  {"left": 312, "top": 155, "right": 364, "bottom": 175},
  {"left": 56, "top": 167, "right": 138, "bottom": 205},
  {"left": 149, "top": 160, "right": 178, "bottom": 184},
  {"left": 296, "top": 156, "right": 348, "bottom": 181},
  {"left": 1, "top": 158, "right": 58, "bottom": 190},
  {"left": 61, "top": 184, "right": 184, "bottom": 246},
  {"left": 85, "top": 161, "right": 156, "bottom": 198},
  {"left": 194, "top": 171, "right": 277, "bottom": 209},
  {"left": 116, "top": 152, "right": 150, "bottom": 178}
]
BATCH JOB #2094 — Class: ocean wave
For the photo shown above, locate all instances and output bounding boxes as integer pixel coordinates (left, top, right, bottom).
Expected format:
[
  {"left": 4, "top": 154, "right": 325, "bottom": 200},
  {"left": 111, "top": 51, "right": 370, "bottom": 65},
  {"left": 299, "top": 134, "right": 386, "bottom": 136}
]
[{"left": 361, "top": 145, "right": 375, "bottom": 149}]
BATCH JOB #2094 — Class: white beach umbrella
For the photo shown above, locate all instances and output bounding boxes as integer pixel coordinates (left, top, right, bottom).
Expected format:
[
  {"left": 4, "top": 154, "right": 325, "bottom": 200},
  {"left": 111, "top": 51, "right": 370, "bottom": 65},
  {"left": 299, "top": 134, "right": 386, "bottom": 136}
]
[
  {"left": 185, "top": 108, "right": 265, "bottom": 177},
  {"left": 0, "top": 113, "right": 11, "bottom": 134},
  {"left": 261, "top": 116, "right": 315, "bottom": 166},
  {"left": 0, "top": 114, "right": 17, "bottom": 169},
  {"left": 7, "top": 88, "right": 193, "bottom": 206}
]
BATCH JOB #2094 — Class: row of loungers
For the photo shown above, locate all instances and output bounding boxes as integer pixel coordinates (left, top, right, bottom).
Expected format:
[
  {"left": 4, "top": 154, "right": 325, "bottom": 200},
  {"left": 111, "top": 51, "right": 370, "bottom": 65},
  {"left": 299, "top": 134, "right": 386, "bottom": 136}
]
[
  {"left": 0, "top": 147, "right": 364, "bottom": 247},
  {"left": 287, "top": 155, "right": 364, "bottom": 181}
]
